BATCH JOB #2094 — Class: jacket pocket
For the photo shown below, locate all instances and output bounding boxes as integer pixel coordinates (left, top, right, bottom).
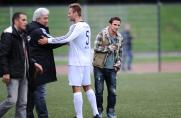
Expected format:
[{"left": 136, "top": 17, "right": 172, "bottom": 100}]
[{"left": 93, "top": 51, "right": 108, "bottom": 68}]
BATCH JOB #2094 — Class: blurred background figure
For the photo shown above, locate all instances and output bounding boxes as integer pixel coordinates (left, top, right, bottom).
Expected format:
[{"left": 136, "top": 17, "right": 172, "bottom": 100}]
[{"left": 121, "top": 23, "right": 133, "bottom": 71}]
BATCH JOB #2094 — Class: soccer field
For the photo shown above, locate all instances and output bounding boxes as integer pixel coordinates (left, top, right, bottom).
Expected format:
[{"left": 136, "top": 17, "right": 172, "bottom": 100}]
[
  {"left": 0, "top": 4, "right": 181, "bottom": 117},
  {"left": 0, "top": 73, "right": 181, "bottom": 118}
]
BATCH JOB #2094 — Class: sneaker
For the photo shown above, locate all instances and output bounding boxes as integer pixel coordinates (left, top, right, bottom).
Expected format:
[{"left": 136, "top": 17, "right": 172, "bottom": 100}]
[
  {"left": 107, "top": 108, "right": 117, "bottom": 118},
  {"left": 98, "top": 108, "right": 103, "bottom": 118},
  {"left": 94, "top": 114, "right": 101, "bottom": 118},
  {"left": 98, "top": 113, "right": 102, "bottom": 118}
]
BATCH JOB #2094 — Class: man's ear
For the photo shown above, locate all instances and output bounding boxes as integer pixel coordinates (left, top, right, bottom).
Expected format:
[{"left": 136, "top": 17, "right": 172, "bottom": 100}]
[
  {"left": 109, "top": 23, "right": 111, "bottom": 27},
  {"left": 14, "top": 19, "right": 18, "bottom": 25},
  {"left": 74, "top": 11, "right": 78, "bottom": 17}
]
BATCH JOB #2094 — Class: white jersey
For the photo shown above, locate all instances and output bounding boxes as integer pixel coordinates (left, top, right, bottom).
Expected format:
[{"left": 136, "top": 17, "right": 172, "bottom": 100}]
[{"left": 48, "top": 21, "right": 91, "bottom": 66}]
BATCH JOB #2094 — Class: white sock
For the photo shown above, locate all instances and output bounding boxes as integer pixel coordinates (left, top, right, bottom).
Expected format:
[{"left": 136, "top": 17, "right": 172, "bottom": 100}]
[
  {"left": 86, "top": 89, "right": 99, "bottom": 116},
  {"left": 74, "top": 92, "right": 83, "bottom": 118}
]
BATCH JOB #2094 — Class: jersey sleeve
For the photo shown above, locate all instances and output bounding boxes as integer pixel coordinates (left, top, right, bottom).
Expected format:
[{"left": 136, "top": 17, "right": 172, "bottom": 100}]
[
  {"left": 40, "top": 28, "right": 54, "bottom": 38},
  {"left": 48, "top": 24, "right": 81, "bottom": 44}
]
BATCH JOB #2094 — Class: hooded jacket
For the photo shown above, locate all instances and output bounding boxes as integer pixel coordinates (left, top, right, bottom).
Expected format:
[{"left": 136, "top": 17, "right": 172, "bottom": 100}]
[
  {"left": 0, "top": 26, "right": 35, "bottom": 79},
  {"left": 27, "top": 21, "right": 64, "bottom": 86}
]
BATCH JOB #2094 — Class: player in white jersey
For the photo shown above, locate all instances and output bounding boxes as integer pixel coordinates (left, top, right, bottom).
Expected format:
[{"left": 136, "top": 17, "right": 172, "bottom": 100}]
[{"left": 38, "top": 3, "right": 100, "bottom": 118}]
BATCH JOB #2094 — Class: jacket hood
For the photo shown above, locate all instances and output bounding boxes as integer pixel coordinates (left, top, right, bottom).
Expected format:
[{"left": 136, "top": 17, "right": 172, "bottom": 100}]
[{"left": 3, "top": 26, "right": 25, "bottom": 39}]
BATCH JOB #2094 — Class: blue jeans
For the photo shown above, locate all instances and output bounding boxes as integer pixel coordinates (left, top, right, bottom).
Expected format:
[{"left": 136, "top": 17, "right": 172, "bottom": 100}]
[
  {"left": 93, "top": 67, "right": 117, "bottom": 113},
  {"left": 27, "top": 84, "right": 48, "bottom": 118},
  {"left": 0, "top": 77, "right": 28, "bottom": 118},
  {"left": 122, "top": 49, "right": 132, "bottom": 70}
]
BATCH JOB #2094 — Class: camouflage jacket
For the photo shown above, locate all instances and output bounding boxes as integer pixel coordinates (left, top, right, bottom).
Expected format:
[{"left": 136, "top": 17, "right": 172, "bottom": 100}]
[{"left": 93, "top": 27, "right": 123, "bottom": 68}]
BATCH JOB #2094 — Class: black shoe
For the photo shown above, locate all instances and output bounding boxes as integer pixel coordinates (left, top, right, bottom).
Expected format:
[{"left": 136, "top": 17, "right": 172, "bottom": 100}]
[{"left": 94, "top": 114, "right": 101, "bottom": 118}]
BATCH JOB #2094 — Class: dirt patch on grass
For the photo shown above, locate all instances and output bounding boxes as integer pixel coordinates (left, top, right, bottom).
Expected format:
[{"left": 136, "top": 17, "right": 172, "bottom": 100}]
[
  {"left": 130, "top": 62, "right": 181, "bottom": 73},
  {"left": 56, "top": 62, "right": 181, "bottom": 75}
]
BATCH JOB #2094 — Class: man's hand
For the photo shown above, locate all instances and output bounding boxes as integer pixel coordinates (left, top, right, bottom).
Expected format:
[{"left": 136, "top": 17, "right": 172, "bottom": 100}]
[
  {"left": 38, "top": 36, "right": 48, "bottom": 45},
  {"left": 2, "top": 74, "right": 10, "bottom": 84},
  {"left": 112, "top": 45, "right": 118, "bottom": 50},
  {"left": 114, "top": 61, "right": 121, "bottom": 72},
  {"left": 114, "top": 66, "right": 120, "bottom": 72},
  {"left": 34, "top": 63, "right": 43, "bottom": 75},
  {"left": 109, "top": 44, "right": 118, "bottom": 52}
]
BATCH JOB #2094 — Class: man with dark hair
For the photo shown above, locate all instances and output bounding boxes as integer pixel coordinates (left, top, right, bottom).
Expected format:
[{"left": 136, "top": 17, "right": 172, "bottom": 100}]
[
  {"left": 38, "top": 3, "right": 100, "bottom": 118},
  {"left": 93, "top": 17, "right": 123, "bottom": 118},
  {"left": 0, "top": 12, "right": 42, "bottom": 118}
]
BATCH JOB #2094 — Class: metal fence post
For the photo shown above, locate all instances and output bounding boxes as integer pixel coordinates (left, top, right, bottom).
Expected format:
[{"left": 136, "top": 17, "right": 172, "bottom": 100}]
[
  {"left": 157, "top": 0, "right": 161, "bottom": 72},
  {"left": 9, "top": 6, "right": 13, "bottom": 25}
]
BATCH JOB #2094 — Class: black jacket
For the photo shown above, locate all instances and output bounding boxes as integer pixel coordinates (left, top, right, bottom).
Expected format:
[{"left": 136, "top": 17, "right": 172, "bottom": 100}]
[
  {"left": 0, "top": 26, "right": 35, "bottom": 79},
  {"left": 27, "top": 21, "right": 64, "bottom": 86}
]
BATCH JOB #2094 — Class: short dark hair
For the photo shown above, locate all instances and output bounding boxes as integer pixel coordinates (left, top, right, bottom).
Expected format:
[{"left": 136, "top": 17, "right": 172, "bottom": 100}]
[
  {"left": 12, "top": 12, "right": 26, "bottom": 25},
  {"left": 109, "top": 17, "right": 121, "bottom": 24},
  {"left": 69, "top": 3, "right": 81, "bottom": 16}
]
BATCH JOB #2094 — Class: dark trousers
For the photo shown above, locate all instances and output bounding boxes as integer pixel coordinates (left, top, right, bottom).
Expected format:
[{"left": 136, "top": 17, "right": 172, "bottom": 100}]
[
  {"left": 27, "top": 84, "right": 48, "bottom": 118},
  {"left": 93, "top": 66, "right": 117, "bottom": 113},
  {"left": 122, "top": 49, "right": 133, "bottom": 71}
]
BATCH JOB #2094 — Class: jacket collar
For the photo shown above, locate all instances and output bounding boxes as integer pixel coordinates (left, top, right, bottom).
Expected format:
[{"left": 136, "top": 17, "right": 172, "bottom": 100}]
[
  {"left": 32, "top": 21, "right": 49, "bottom": 32},
  {"left": 4, "top": 26, "right": 22, "bottom": 38},
  {"left": 102, "top": 26, "right": 121, "bottom": 38},
  {"left": 102, "top": 26, "right": 122, "bottom": 40}
]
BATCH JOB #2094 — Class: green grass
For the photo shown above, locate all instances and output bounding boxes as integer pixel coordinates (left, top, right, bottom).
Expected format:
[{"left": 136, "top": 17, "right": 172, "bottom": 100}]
[
  {"left": 55, "top": 59, "right": 67, "bottom": 65},
  {"left": 118, "top": 73, "right": 181, "bottom": 118},
  {"left": 0, "top": 73, "right": 181, "bottom": 118},
  {"left": 0, "top": 4, "right": 181, "bottom": 55},
  {"left": 161, "top": 4, "right": 181, "bottom": 51},
  {"left": 133, "top": 55, "right": 181, "bottom": 63}
]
